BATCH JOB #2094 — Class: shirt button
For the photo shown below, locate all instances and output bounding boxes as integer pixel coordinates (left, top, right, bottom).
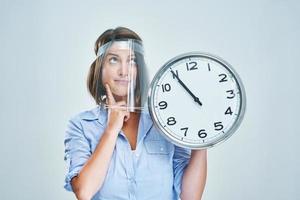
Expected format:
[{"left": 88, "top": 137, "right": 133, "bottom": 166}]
[{"left": 160, "top": 147, "right": 164, "bottom": 151}]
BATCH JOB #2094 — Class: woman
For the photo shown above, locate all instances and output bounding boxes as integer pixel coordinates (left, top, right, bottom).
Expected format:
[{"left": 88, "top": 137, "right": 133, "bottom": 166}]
[{"left": 64, "top": 27, "right": 207, "bottom": 200}]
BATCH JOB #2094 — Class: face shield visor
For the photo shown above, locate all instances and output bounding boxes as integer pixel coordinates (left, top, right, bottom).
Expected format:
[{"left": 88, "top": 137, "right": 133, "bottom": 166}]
[{"left": 96, "top": 39, "right": 149, "bottom": 113}]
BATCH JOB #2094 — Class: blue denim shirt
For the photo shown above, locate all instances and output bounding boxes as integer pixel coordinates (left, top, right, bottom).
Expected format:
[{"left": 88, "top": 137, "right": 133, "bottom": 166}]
[{"left": 64, "top": 106, "right": 191, "bottom": 200}]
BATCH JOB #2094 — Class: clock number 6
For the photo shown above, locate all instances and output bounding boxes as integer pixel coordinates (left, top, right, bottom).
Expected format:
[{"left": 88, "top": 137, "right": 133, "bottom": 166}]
[{"left": 198, "top": 129, "right": 207, "bottom": 138}]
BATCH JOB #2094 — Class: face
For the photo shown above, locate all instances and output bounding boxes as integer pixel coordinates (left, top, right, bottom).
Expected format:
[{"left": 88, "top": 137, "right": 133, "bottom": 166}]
[{"left": 101, "top": 42, "right": 137, "bottom": 102}]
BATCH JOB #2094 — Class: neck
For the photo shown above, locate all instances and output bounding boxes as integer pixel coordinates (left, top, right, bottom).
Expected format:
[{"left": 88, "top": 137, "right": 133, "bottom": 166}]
[{"left": 123, "top": 112, "right": 140, "bottom": 126}]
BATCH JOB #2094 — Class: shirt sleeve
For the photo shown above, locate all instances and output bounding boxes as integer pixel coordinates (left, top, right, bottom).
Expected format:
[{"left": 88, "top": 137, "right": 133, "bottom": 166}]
[
  {"left": 64, "top": 116, "right": 91, "bottom": 192},
  {"left": 173, "top": 145, "right": 191, "bottom": 199}
]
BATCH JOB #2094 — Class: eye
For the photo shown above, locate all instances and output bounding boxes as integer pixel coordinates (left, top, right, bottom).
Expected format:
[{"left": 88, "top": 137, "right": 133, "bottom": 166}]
[
  {"left": 108, "top": 56, "right": 118, "bottom": 64},
  {"left": 128, "top": 57, "right": 137, "bottom": 65}
]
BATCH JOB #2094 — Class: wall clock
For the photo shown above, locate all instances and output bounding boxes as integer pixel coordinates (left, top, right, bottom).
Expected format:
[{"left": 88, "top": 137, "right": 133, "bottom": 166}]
[{"left": 148, "top": 52, "right": 246, "bottom": 149}]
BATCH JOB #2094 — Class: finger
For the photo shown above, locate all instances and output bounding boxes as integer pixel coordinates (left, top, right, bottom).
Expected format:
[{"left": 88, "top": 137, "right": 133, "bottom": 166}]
[
  {"left": 124, "top": 112, "right": 130, "bottom": 122},
  {"left": 112, "top": 101, "right": 127, "bottom": 111},
  {"left": 116, "top": 101, "right": 127, "bottom": 106},
  {"left": 105, "top": 84, "right": 116, "bottom": 104},
  {"left": 106, "top": 101, "right": 127, "bottom": 110}
]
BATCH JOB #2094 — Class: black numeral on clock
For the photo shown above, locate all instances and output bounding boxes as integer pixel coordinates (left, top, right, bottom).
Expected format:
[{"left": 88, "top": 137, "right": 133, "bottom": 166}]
[
  {"left": 158, "top": 101, "right": 168, "bottom": 109},
  {"left": 167, "top": 117, "right": 176, "bottom": 126},
  {"left": 186, "top": 61, "right": 198, "bottom": 71},
  {"left": 162, "top": 83, "right": 171, "bottom": 92},
  {"left": 214, "top": 122, "right": 224, "bottom": 131},
  {"left": 219, "top": 74, "right": 228, "bottom": 82},
  {"left": 225, "top": 107, "right": 233, "bottom": 115},
  {"left": 180, "top": 127, "right": 188, "bottom": 136},
  {"left": 208, "top": 63, "right": 211, "bottom": 71},
  {"left": 172, "top": 70, "right": 179, "bottom": 79},
  {"left": 226, "top": 90, "right": 235, "bottom": 99},
  {"left": 198, "top": 129, "right": 207, "bottom": 138}
]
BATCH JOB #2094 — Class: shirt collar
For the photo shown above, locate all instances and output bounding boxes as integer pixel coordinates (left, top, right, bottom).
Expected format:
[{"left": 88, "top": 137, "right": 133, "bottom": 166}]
[
  {"left": 137, "top": 111, "right": 153, "bottom": 142},
  {"left": 80, "top": 106, "right": 107, "bottom": 126}
]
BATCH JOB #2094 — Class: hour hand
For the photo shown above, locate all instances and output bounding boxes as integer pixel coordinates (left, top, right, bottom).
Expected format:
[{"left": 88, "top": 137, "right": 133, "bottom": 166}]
[{"left": 170, "top": 70, "right": 203, "bottom": 106}]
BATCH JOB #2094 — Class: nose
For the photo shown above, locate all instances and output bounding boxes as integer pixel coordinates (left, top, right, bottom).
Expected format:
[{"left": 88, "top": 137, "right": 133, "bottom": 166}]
[{"left": 118, "top": 61, "right": 129, "bottom": 77}]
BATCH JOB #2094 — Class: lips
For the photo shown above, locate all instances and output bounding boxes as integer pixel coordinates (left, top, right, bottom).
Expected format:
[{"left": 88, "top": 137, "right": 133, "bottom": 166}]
[{"left": 115, "top": 79, "right": 129, "bottom": 86}]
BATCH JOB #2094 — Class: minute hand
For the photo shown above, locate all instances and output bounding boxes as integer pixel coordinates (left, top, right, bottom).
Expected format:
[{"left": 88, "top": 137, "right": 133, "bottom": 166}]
[{"left": 170, "top": 70, "right": 203, "bottom": 106}]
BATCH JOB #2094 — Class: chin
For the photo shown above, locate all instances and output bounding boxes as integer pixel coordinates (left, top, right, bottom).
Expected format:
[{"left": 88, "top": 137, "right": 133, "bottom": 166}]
[{"left": 113, "top": 91, "right": 128, "bottom": 100}]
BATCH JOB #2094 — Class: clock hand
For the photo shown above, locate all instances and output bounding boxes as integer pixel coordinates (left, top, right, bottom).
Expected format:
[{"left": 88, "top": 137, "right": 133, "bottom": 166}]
[{"left": 170, "top": 70, "right": 203, "bottom": 106}]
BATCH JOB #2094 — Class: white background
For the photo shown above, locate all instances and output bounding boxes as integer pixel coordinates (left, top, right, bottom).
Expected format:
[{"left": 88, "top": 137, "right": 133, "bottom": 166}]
[{"left": 0, "top": 0, "right": 299, "bottom": 199}]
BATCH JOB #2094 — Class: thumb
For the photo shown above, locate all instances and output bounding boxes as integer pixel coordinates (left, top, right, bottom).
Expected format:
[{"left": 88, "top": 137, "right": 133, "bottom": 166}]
[{"left": 124, "top": 112, "right": 130, "bottom": 122}]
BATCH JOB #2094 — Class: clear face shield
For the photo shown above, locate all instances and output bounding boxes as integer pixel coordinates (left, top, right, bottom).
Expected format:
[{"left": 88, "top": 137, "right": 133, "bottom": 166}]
[{"left": 96, "top": 39, "right": 149, "bottom": 113}]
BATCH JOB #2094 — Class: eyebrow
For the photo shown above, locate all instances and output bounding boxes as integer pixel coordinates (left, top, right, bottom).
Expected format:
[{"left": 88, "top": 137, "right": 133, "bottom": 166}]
[
  {"left": 106, "top": 52, "right": 136, "bottom": 58},
  {"left": 106, "top": 53, "right": 119, "bottom": 57}
]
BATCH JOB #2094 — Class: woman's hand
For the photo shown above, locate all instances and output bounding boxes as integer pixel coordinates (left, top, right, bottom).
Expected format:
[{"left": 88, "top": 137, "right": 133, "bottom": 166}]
[{"left": 105, "top": 84, "right": 130, "bottom": 134}]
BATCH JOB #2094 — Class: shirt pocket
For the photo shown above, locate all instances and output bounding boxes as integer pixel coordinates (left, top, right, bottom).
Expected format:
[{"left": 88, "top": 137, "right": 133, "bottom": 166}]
[
  {"left": 144, "top": 140, "right": 172, "bottom": 155},
  {"left": 144, "top": 139, "right": 173, "bottom": 172}
]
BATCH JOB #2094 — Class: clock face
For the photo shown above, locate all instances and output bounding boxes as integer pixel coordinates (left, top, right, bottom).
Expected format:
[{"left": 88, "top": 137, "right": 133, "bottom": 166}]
[{"left": 148, "top": 52, "right": 246, "bottom": 149}]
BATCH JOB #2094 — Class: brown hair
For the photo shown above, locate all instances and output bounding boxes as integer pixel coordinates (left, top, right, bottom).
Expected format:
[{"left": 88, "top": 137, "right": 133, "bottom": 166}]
[{"left": 87, "top": 27, "right": 144, "bottom": 105}]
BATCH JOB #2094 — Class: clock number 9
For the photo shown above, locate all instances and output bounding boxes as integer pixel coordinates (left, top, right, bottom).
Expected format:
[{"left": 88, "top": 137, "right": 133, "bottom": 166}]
[
  {"left": 158, "top": 101, "right": 168, "bottom": 109},
  {"left": 198, "top": 129, "right": 207, "bottom": 138}
]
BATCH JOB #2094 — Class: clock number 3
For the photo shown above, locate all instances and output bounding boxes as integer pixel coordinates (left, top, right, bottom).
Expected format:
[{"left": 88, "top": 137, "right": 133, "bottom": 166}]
[{"left": 226, "top": 90, "right": 235, "bottom": 99}]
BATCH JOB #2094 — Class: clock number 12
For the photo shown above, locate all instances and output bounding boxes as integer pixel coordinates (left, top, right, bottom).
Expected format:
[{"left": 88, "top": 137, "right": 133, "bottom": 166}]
[{"left": 186, "top": 61, "right": 198, "bottom": 71}]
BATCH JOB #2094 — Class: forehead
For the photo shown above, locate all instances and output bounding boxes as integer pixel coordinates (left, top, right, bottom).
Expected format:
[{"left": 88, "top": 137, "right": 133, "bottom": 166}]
[
  {"left": 106, "top": 41, "right": 135, "bottom": 55},
  {"left": 109, "top": 41, "right": 133, "bottom": 50}
]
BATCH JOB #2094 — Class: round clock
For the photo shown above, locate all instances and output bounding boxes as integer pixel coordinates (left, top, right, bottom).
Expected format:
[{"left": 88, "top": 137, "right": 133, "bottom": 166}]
[{"left": 148, "top": 52, "right": 246, "bottom": 149}]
